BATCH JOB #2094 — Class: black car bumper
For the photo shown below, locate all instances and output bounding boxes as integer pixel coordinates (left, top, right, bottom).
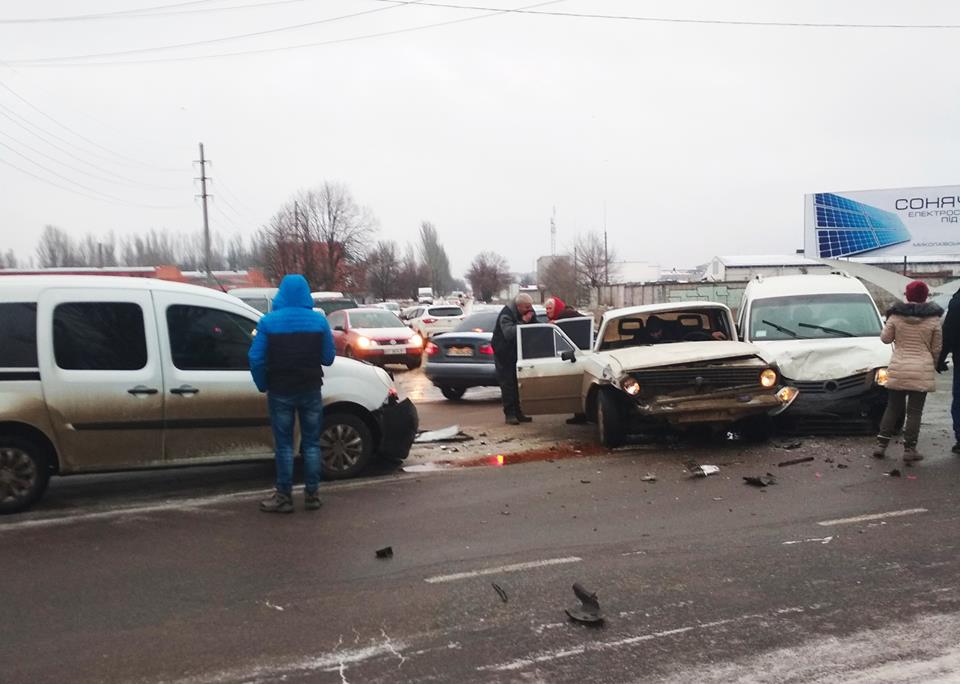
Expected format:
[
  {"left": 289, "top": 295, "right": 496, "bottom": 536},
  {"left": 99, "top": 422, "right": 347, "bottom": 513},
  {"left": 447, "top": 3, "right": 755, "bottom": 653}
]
[
  {"left": 775, "top": 382, "right": 887, "bottom": 433},
  {"left": 424, "top": 361, "right": 499, "bottom": 388},
  {"left": 374, "top": 397, "right": 419, "bottom": 460}
]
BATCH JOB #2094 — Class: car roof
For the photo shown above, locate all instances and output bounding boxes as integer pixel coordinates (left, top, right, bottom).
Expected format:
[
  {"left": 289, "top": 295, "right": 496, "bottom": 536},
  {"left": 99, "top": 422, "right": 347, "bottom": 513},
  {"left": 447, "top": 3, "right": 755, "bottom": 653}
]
[
  {"left": 0, "top": 275, "right": 253, "bottom": 308},
  {"left": 745, "top": 273, "right": 869, "bottom": 298},
  {"left": 602, "top": 301, "right": 732, "bottom": 320},
  {"left": 227, "top": 287, "right": 277, "bottom": 297}
]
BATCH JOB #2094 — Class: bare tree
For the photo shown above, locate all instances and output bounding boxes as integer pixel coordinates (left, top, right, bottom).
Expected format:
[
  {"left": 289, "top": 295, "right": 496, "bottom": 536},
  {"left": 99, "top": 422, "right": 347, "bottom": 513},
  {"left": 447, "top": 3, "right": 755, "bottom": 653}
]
[
  {"left": 76, "top": 232, "right": 118, "bottom": 267},
  {"left": 36, "top": 225, "right": 77, "bottom": 267},
  {"left": 300, "top": 182, "right": 377, "bottom": 290},
  {"left": 467, "top": 251, "right": 512, "bottom": 302},
  {"left": 540, "top": 255, "right": 578, "bottom": 304},
  {"left": 0, "top": 249, "right": 18, "bottom": 269},
  {"left": 396, "top": 243, "right": 427, "bottom": 300},
  {"left": 367, "top": 241, "right": 400, "bottom": 301},
  {"left": 575, "top": 231, "right": 617, "bottom": 288},
  {"left": 419, "top": 221, "right": 453, "bottom": 296}
]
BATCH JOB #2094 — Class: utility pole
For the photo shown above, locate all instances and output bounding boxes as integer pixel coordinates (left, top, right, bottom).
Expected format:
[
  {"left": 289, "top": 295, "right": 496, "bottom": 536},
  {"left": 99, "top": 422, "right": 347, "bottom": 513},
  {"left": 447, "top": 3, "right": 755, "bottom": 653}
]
[
  {"left": 550, "top": 206, "right": 557, "bottom": 256},
  {"left": 603, "top": 201, "right": 609, "bottom": 286},
  {"left": 196, "top": 142, "right": 212, "bottom": 280}
]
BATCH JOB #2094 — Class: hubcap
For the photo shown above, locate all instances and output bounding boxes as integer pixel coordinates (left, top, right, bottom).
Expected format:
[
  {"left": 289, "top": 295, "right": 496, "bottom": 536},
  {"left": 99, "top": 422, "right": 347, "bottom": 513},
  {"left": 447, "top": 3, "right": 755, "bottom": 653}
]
[
  {"left": 0, "top": 447, "right": 38, "bottom": 504},
  {"left": 320, "top": 424, "right": 365, "bottom": 473}
]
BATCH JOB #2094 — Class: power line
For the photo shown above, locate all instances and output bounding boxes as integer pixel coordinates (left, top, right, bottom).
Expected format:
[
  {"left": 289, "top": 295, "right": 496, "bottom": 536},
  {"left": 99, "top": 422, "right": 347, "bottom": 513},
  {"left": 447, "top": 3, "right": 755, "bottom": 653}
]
[
  {"left": 5, "top": 2, "right": 417, "bottom": 64},
  {"left": 0, "top": 103, "right": 181, "bottom": 188},
  {"left": 0, "top": 139, "right": 188, "bottom": 208},
  {"left": 0, "top": 0, "right": 237, "bottom": 24},
  {"left": 0, "top": 0, "right": 327, "bottom": 23},
  {"left": 4, "top": 0, "right": 566, "bottom": 66},
  {"left": 0, "top": 77, "right": 184, "bottom": 171},
  {"left": 374, "top": 1, "right": 960, "bottom": 29}
]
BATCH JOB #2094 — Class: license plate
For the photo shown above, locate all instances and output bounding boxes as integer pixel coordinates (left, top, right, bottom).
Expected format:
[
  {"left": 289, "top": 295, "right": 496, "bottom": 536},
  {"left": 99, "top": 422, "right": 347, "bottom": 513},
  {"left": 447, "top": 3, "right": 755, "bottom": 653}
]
[
  {"left": 384, "top": 347, "right": 405, "bottom": 355},
  {"left": 447, "top": 346, "right": 474, "bottom": 357}
]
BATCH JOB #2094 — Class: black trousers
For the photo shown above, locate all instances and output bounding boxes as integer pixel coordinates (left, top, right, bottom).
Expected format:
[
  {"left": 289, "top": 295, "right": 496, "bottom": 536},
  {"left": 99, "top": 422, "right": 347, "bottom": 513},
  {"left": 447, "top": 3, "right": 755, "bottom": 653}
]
[
  {"left": 495, "top": 355, "right": 520, "bottom": 418},
  {"left": 878, "top": 389, "right": 927, "bottom": 448}
]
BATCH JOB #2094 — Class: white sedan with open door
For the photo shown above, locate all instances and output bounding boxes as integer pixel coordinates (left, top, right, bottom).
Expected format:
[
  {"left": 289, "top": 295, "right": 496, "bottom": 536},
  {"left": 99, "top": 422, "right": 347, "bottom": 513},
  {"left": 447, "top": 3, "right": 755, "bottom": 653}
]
[{"left": 515, "top": 304, "right": 799, "bottom": 447}]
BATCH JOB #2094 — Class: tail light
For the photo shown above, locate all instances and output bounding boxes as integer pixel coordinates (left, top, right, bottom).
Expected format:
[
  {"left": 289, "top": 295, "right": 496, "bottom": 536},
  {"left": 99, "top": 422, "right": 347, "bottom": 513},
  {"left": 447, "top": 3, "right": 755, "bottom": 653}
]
[
  {"left": 425, "top": 341, "right": 440, "bottom": 356},
  {"left": 422, "top": 317, "right": 437, "bottom": 325},
  {"left": 479, "top": 343, "right": 494, "bottom": 356}
]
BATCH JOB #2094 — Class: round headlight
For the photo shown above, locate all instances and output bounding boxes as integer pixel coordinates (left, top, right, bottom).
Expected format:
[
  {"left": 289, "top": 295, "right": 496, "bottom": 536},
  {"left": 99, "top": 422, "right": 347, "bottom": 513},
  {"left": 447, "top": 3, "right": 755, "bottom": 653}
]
[
  {"left": 357, "top": 336, "right": 372, "bottom": 349},
  {"left": 760, "top": 369, "right": 778, "bottom": 388},
  {"left": 621, "top": 377, "right": 640, "bottom": 396},
  {"left": 875, "top": 367, "right": 889, "bottom": 386}
]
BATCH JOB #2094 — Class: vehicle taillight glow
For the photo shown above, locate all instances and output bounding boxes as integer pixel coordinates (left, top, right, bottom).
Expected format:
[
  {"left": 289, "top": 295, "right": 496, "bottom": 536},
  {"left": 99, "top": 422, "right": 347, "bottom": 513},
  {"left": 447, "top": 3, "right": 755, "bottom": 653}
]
[
  {"left": 409, "top": 334, "right": 424, "bottom": 347},
  {"left": 479, "top": 343, "right": 494, "bottom": 355},
  {"left": 422, "top": 317, "right": 437, "bottom": 325},
  {"left": 425, "top": 342, "right": 440, "bottom": 356}
]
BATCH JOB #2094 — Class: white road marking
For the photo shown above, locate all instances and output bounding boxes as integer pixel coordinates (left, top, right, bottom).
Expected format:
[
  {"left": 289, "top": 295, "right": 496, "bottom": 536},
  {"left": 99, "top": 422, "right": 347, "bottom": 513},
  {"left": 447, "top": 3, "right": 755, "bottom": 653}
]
[
  {"left": 817, "top": 508, "right": 928, "bottom": 527},
  {"left": 263, "top": 601, "right": 284, "bottom": 611},
  {"left": 782, "top": 536, "right": 834, "bottom": 545},
  {"left": 0, "top": 473, "right": 428, "bottom": 532},
  {"left": 480, "top": 604, "right": 822, "bottom": 673},
  {"left": 424, "top": 556, "right": 582, "bottom": 584}
]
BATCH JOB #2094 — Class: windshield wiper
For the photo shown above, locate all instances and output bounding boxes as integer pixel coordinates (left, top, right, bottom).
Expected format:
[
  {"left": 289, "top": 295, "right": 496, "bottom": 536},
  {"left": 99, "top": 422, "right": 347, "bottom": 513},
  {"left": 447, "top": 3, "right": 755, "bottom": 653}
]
[
  {"left": 798, "top": 322, "right": 854, "bottom": 337},
  {"left": 761, "top": 319, "right": 798, "bottom": 338}
]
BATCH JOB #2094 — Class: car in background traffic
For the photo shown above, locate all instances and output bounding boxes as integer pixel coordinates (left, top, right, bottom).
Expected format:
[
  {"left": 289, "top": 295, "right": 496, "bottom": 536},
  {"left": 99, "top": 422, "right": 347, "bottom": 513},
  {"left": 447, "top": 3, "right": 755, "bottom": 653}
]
[
  {"left": 327, "top": 308, "right": 424, "bottom": 369},
  {"left": 374, "top": 301, "right": 401, "bottom": 314},
  {"left": 227, "top": 287, "right": 277, "bottom": 314},
  {"left": 407, "top": 304, "right": 465, "bottom": 338},
  {"left": 314, "top": 297, "right": 358, "bottom": 316},
  {"left": 424, "top": 310, "right": 500, "bottom": 400}
]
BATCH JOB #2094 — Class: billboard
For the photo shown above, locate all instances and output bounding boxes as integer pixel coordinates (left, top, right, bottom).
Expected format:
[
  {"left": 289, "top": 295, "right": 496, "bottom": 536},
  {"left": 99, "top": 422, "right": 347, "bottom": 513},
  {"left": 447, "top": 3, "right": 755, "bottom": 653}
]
[{"left": 804, "top": 185, "right": 960, "bottom": 259}]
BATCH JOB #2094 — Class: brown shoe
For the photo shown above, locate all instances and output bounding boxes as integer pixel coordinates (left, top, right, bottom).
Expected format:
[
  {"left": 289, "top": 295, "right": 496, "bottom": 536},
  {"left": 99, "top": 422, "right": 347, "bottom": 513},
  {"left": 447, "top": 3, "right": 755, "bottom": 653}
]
[
  {"left": 260, "top": 491, "right": 293, "bottom": 513},
  {"left": 304, "top": 491, "right": 322, "bottom": 511},
  {"left": 903, "top": 447, "right": 923, "bottom": 463}
]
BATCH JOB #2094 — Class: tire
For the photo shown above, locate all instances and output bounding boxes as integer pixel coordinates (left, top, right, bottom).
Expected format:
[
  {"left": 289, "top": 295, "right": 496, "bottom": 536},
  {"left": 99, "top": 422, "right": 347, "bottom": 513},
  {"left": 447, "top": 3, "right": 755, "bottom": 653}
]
[
  {"left": 0, "top": 435, "right": 51, "bottom": 514},
  {"left": 406, "top": 359, "right": 422, "bottom": 371},
  {"left": 440, "top": 386, "right": 466, "bottom": 401},
  {"left": 597, "top": 389, "right": 626, "bottom": 448},
  {"left": 320, "top": 413, "right": 374, "bottom": 480}
]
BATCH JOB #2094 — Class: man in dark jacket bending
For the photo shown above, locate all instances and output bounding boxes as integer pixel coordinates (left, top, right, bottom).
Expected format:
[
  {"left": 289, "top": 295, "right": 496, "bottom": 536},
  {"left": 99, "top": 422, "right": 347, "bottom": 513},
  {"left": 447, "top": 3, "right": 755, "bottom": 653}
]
[
  {"left": 249, "top": 274, "right": 336, "bottom": 513},
  {"left": 938, "top": 287, "right": 960, "bottom": 453},
  {"left": 491, "top": 293, "right": 537, "bottom": 425}
]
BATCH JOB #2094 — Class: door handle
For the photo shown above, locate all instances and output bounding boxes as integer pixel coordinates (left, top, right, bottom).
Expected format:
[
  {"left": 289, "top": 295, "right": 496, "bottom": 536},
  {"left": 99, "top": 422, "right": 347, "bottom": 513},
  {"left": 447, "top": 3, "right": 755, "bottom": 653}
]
[
  {"left": 170, "top": 385, "right": 200, "bottom": 396},
  {"left": 128, "top": 385, "right": 158, "bottom": 396}
]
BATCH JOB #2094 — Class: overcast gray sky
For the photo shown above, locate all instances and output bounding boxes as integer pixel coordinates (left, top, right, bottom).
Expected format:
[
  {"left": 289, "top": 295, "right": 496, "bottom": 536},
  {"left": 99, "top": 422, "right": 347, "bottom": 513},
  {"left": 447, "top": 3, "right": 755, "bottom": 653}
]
[{"left": 1, "top": 0, "right": 958, "bottom": 276}]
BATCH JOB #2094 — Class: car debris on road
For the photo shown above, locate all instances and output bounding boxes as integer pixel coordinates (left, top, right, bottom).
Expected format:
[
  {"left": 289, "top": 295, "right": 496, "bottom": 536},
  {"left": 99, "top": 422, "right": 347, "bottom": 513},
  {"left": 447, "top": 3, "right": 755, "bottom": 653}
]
[
  {"left": 414, "top": 425, "right": 473, "bottom": 443},
  {"left": 565, "top": 583, "right": 604, "bottom": 626},
  {"left": 777, "top": 456, "right": 815, "bottom": 467},
  {"left": 375, "top": 546, "right": 394, "bottom": 559},
  {"left": 743, "top": 474, "right": 777, "bottom": 487},
  {"left": 687, "top": 462, "right": 720, "bottom": 478}
]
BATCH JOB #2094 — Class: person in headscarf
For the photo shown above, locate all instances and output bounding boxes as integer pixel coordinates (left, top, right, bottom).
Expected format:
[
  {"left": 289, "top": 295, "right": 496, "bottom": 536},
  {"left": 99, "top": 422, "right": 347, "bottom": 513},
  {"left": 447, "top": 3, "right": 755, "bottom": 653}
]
[
  {"left": 873, "top": 280, "right": 943, "bottom": 464},
  {"left": 545, "top": 296, "right": 584, "bottom": 322}
]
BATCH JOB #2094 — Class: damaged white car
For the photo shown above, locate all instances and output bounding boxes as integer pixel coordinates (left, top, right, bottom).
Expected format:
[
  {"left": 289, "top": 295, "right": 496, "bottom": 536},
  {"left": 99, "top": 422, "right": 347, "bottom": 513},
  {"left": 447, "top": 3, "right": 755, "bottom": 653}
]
[
  {"left": 516, "top": 303, "right": 798, "bottom": 447},
  {"left": 738, "top": 273, "right": 890, "bottom": 432}
]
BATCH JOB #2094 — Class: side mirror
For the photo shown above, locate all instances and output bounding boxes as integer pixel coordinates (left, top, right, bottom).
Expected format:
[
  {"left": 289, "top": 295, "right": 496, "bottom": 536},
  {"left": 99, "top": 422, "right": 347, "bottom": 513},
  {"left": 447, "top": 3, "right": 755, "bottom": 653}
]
[{"left": 560, "top": 349, "right": 577, "bottom": 363}]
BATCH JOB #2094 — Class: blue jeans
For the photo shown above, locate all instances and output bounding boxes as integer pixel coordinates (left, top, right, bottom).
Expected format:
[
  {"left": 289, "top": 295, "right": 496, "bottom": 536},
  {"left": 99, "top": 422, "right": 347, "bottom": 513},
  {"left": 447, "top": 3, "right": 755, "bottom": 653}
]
[{"left": 267, "top": 390, "right": 324, "bottom": 495}]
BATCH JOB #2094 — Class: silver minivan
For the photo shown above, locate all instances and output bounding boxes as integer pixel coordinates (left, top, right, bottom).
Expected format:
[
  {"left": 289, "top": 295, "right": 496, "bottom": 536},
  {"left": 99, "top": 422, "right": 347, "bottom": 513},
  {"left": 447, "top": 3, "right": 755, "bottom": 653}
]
[{"left": 0, "top": 276, "right": 418, "bottom": 513}]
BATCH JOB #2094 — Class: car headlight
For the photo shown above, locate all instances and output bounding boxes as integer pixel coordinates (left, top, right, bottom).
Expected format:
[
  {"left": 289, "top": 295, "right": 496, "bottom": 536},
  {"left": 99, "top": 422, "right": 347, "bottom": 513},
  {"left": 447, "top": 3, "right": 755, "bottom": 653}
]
[
  {"left": 357, "top": 336, "right": 373, "bottom": 349},
  {"left": 875, "top": 367, "right": 889, "bottom": 386},
  {"left": 760, "top": 369, "right": 778, "bottom": 388},
  {"left": 776, "top": 386, "right": 799, "bottom": 404},
  {"left": 621, "top": 377, "right": 640, "bottom": 396},
  {"left": 409, "top": 334, "right": 423, "bottom": 347}
]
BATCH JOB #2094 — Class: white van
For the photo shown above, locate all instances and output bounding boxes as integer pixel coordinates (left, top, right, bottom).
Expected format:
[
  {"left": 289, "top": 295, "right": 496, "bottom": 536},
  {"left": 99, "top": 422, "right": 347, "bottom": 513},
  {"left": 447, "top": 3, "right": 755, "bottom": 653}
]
[
  {"left": 0, "top": 276, "right": 418, "bottom": 513},
  {"left": 737, "top": 273, "right": 890, "bottom": 430}
]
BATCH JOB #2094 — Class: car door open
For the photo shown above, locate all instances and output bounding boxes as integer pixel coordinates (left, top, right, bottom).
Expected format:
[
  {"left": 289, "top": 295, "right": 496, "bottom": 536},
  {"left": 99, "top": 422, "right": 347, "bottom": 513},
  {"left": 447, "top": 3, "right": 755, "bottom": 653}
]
[{"left": 516, "top": 324, "right": 584, "bottom": 416}]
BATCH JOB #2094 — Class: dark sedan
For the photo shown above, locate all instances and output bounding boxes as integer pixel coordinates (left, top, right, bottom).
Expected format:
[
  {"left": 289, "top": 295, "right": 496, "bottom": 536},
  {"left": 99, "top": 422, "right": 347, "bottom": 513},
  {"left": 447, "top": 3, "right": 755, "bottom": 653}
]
[{"left": 423, "top": 310, "right": 502, "bottom": 400}]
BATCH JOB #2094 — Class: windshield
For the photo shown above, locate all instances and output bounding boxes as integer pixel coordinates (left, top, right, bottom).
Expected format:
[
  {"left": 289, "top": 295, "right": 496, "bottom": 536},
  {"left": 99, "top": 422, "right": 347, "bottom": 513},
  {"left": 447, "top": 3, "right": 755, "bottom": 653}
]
[
  {"left": 598, "top": 308, "right": 732, "bottom": 350},
  {"left": 428, "top": 306, "right": 463, "bottom": 317},
  {"left": 455, "top": 312, "right": 498, "bottom": 332},
  {"left": 316, "top": 299, "right": 357, "bottom": 315},
  {"left": 749, "top": 294, "right": 881, "bottom": 341},
  {"left": 348, "top": 310, "right": 404, "bottom": 328}
]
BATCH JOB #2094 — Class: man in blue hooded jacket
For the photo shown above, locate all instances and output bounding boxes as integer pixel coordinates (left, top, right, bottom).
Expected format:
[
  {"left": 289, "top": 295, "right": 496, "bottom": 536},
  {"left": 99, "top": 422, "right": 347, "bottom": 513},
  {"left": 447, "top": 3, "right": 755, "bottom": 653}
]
[{"left": 249, "top": 274, "right": 336, "bottom": 513}]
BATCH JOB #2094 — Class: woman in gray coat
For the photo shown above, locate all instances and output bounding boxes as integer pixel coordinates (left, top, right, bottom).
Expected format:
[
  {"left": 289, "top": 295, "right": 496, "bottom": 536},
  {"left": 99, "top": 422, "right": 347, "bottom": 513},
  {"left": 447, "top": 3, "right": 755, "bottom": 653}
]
[{"left": 874, "top": 280, "right": 943, "bottom": 462}]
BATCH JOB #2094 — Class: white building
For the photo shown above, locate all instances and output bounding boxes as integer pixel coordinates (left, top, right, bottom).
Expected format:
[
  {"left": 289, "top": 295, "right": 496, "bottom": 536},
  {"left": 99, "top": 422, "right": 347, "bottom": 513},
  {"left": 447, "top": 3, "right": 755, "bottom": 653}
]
[{"left": 704, "top": 255, "right": 832, "bottom": 282}]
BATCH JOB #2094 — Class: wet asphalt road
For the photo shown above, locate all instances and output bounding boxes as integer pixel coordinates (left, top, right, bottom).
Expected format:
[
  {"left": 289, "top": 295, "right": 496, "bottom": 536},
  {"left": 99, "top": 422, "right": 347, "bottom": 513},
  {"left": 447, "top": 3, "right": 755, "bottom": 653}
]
[{"left": 2, "top": 373, "right": 960, "bottom": 682}]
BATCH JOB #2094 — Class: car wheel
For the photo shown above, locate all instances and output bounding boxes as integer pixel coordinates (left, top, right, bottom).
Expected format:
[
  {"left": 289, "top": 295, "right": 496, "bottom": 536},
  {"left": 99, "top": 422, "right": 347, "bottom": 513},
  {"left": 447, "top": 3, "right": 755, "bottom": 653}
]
[
  {"left": 0, "top": 436, "right": 51, "bottom": 514},
  {"left": 406, "top": 359, "right": 422, "bottom": 370},
  {"left": 440, "top": 386, "right": 466, "bottom": 401},
  {"left": 597, "top": 389, "right": 626, "bottom": 448},
  {"left": 320, "top": 413, "right": 373, "bottom": 480}
]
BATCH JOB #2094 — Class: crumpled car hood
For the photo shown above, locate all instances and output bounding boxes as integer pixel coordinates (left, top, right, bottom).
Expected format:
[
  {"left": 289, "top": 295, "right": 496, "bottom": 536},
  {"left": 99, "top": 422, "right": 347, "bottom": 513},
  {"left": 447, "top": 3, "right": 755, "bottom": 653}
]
[
  {"left": 601, "top": 341, "right": 770, "bottom": 372},
  {"left": 752, "top": 337, "right": 891, "bottom": 381}
]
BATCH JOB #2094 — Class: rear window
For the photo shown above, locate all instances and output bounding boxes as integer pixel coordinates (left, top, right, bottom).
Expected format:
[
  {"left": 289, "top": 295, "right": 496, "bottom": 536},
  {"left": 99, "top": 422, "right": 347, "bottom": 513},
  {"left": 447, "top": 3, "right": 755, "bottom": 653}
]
[
  {"left": 316, "top": 299, "right": 357, "bottom": 315},
  {"left": 428, "top": 306, "right": 463, "bottom": 317},
  {"left": 455, "top": 312, "right": 498, "bottom": 332},
  {"left": 54, "top": 302, "right": 147, "bottom": 370},
  {"left": 0, "top": 302, "right": 38, "bottom": 368}
]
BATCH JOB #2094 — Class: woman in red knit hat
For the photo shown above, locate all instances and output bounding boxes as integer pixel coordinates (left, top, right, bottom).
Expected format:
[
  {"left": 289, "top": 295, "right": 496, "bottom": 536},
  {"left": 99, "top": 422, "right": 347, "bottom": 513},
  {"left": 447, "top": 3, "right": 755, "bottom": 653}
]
[{"left": 874, "top": 280, "right": 943, "bottom": 463}]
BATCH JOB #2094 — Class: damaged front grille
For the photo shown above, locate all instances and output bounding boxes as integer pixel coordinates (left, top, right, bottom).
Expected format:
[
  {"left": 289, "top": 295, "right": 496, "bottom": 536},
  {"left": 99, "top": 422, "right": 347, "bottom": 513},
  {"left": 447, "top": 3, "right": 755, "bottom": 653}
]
[
  {"left": 630, "top": 366, "right": 762, "bottom": 393},
  {"left": 792, "top": 372, "right": 869, "bottom": 395}
]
